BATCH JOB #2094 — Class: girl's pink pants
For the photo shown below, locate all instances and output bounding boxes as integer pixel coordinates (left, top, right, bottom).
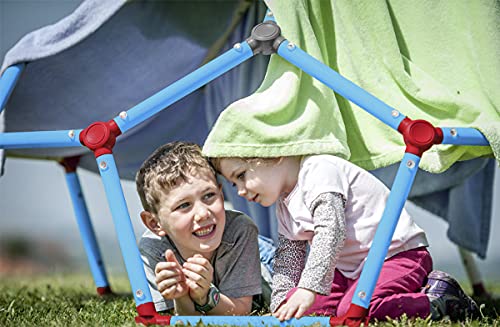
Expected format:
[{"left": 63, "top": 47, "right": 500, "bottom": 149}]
[{"left": 286, "top": 247, "right": 433, "bottom": 320}]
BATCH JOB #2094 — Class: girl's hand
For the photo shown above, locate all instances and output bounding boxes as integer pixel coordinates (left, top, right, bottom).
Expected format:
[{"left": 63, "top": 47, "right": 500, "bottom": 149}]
[
  {"left": 273, "top": 288, "right": 316, "bottom": 321},
  {"left": 155, "top": 249, "right": 189, "bottom": 300},
  {"left": 182, "top": 254, "right": 214, "bottom": 305}
]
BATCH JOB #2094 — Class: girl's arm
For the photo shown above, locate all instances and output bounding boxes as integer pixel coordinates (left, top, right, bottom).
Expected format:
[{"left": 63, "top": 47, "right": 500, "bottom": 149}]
[
  {"left": 297, "top": 192, "right": 346, "bottom": 294},
  {"left": 275, "top": 192, "right": 346, "bottom": 321},
  {"left": 270, "top": 234, "right": 308, "bottom": 312}
]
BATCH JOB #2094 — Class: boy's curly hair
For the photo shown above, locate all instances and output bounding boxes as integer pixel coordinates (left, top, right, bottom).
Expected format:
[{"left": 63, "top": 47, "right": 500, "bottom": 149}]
[{"left": 136, "top": 141, "right": 216, "bottom": 215}]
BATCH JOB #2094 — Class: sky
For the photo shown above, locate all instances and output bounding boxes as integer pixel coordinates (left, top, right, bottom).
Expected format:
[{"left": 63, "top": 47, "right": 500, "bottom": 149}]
[{"left": 1, "top": 1, "right": 499, "bottom": 285}]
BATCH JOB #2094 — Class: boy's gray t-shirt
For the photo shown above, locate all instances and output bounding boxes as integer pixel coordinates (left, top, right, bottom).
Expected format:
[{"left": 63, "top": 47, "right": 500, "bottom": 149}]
[{"left": 139, "top": 210, "right": 262, "bottom": 312}]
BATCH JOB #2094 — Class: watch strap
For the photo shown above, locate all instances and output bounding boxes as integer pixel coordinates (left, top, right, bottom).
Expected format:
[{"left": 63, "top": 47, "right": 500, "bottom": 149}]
[{"left": 194, "top": 284, "right": 220, "bottom": 313}]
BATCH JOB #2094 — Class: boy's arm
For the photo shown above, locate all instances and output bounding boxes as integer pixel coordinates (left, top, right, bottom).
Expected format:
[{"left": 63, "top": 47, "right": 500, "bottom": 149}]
[
  {"left": 155, "top": 250, "right": 197, "bottom": 315},
  {"left": 270, "top": 234, "right": 307, "bottom": 312},
  {"left": 205, "top": 293, "right": 253, "bottom": 316},
  {"left": 197, "top": 211, "right": 263, "bottom": 315},
  {"left": 174, "top": 292, "right": 253, "bottom": 316},
  {"left": 172, "top": 296, "right": 197, "bottom": 315},
  {"left": 139, "top": 235, "right": 198, "bottom": 315},
  {"left": 139, "top": 235, "right": 175, "bottom": 312},
  {"left": 297, "top": 192, "right": 346, "bottom": 294},
  {"left": 180, "top": 254, "right": 254, "bottom": 315}
]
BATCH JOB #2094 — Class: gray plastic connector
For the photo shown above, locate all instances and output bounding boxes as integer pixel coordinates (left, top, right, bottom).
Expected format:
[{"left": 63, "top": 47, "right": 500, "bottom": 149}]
[{"left": 246, "top": 21, "right": 285, "bottom": 55}]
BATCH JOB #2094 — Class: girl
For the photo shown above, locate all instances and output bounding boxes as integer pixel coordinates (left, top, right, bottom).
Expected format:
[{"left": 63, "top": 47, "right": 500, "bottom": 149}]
[{"left": 208, "top": 154, "right": 478, "bottom": 321}]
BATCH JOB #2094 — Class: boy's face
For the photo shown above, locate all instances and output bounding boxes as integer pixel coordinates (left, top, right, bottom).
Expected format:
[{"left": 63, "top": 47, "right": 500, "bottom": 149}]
[
  {"left": 219, "top": 158, "right": 285, "bottom": 207},
  {"left": 154, "top": 169, "right": 225, "bottom": 260}
]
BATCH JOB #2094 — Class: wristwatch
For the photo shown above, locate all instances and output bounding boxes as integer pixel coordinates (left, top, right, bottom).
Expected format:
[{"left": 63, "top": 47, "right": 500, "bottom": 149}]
[{"left": 194, "top": 284, "right": 220, "bottom": 314}]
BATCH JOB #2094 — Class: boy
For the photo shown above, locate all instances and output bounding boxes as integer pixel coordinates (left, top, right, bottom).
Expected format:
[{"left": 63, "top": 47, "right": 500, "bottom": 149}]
[{"left": 136, "top": 141, "right": 268, "bottom": 315}]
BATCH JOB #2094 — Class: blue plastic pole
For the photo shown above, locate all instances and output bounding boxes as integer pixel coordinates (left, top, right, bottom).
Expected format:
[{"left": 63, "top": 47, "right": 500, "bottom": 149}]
[
  {"left": 263, "top": 9, "right": 276, "bottom": 22},
  {"left": 0, "top": 129, "right": 83, "bottom": 149},
  {"left": 440, "top": 127, "right": 489, "bottom": 146},
  {"left": 114, "top": 42, "right": 255, "bottom": 133},
  {"left": 170, "top": 315, "right": 331, "bottom": 327},
  {"left": 65, "top": 171, "right": 110, "bottom": 289},
  {"left": 277, "top": 40, "right": 405, "bottom": 131},
  {"left": 96, "top": 154, "right": 152, "bottom": 306},
  {"left": 0, "top": 64, "right": 25, "bottom": 113},
  {"left": 351, "top": 153, "right": 421, "bottom": 308}
]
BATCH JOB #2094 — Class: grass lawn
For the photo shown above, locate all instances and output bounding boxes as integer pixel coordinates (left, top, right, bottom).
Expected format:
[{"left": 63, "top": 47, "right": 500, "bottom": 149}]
[{"left": 0, "top": 273, "right": 499, "bottom": 326}]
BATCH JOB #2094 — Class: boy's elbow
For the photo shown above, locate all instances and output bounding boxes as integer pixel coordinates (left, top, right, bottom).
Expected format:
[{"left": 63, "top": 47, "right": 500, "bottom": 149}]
[
  {"left": 214, "top": 296, "right": 253, "bottom": 316},
  {"left": 234, "top": 296, "right": 254, "bottom": 315}
]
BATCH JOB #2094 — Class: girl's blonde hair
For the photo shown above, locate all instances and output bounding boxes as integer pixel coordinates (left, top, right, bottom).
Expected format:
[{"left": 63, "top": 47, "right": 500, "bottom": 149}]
[{"left": 208, "top": 156, "right": 281, "bottom": 174}]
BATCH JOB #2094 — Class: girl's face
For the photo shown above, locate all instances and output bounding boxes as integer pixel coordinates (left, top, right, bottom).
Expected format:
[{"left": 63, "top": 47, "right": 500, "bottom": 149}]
[{"left": 219, "top": 158, "right": 296, "bottom": 207}]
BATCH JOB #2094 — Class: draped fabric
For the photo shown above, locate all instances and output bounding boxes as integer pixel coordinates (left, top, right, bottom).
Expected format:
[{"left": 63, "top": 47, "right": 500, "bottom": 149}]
[{"left": 203, "top": 0, "right": 500, "bottom": 173}]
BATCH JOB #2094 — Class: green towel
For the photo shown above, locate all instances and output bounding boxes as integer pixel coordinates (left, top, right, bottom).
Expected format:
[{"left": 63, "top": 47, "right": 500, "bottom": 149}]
[{"left": 203, "top": 0, "right": 499, "bottom": 173}]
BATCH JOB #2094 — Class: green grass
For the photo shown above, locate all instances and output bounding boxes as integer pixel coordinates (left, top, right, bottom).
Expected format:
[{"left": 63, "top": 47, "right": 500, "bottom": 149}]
[
  {"left": 0, "top": 274, "right": 137, "bottom": 326},
  {"left": 0, "top": 273, "right": 499, "bottom": 326}
]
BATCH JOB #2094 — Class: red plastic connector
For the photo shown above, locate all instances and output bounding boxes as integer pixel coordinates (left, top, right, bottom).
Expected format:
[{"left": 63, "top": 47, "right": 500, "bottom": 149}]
[
  {"left": 79, "top": 120, "right": 122, "bottom": 158},
  {"left": 330, "top": 303, "right": 370, "bottom": 327},
  {"left": 472, "top": 282, "right": 492, "bottom": 299},
  {"left": 58, "top": 156, "right": 81, "bottom": 173},
  {"left": 135, "top": 302, "right": 172, "bottom": 326},
  {"left": 397, "top": 118, "right": 443, "bottom": 157},
  {"left": 96, "top": 286, "right": 113, "bottom": 296}
]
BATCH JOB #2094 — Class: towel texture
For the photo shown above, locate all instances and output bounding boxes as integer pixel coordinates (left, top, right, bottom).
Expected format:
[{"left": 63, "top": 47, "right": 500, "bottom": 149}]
[{"left": 203, "top": 1, "right": 500, "bottom": 173}]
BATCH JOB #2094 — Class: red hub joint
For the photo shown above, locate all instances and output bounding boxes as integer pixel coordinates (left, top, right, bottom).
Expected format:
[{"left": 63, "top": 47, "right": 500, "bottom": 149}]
[
  {"left": 79, "top": 120, "right": 122, "bottom": 158},
  {"left": 135, "top": 302, "right": 171, "bottom": 326},
  {"left": 397, "top": 118, "right": 443, "bottom": 157},
  {"left": 330, "top": 303, "right": 370, "bottom": 327}
]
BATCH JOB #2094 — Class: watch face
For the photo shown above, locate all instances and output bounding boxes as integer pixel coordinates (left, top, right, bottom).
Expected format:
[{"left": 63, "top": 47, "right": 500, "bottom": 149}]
[{"left": 213, "top": 289, "right": 220, "bottom": 303}]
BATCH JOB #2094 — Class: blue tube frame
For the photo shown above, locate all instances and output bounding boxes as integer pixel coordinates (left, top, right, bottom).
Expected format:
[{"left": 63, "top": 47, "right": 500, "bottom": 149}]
[
  {"left": 114, "top": 42, "right": 255, "bottom": 134},
  {"left": 170, "top": 316, "right": 330, "bottom": 326},
  {"left": 0, "top": 64, "right": 24, "bottom": 114},
  {"left": 277, "top": 40, "right": 406, "bottom": 131},
  {"left": 263, "top": 9, "right": 276, "bottom": 23},
  {"left": 97, "top": 154, "right": 152, "bottom": 306},
  {"left": 0, "top": 129, "right": 83, "bottom": 149},
  {"left": 441, "top": 127, "right": 489, "bottom": 146},
  {"left": 351, "top": 153, "right": 420, "bottom": 308},
  {"left": 65, "top": 171, "right": 110, "bottom": 289}
]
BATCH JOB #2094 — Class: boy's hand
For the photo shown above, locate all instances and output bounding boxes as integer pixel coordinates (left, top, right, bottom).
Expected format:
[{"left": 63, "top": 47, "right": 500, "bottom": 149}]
[
  {"left": 182, "top": 254, "right": 214, "bottom": 305},
  {"left": 155, "top": 249, "right": 189, "bottom": 300},
  {"left": 273, "top": 288, "right": 316, "bottom": 321}
]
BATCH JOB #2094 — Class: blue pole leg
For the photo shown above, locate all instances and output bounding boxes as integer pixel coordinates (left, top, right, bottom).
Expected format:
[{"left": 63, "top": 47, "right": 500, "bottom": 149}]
[
  {"left": 64, "top": 170, "right": 111, "bottom": 294},
  {"left": 96, "top": 154, "right": 152, "bottom": 306},
  {"left": 114, "top": 42, "right": 255, "bottom": 133},
  {"left": 0, "top": 64, "right": 25, "bottom": 113},
  {"left": 440, "top": 127, "right": 489, "bottom": 146},
  {"left": 277, "top": 40, "right": 405, "bottom": 131},
  {"left": 351, "top": 153, "right": 421, "bottom": 308}
]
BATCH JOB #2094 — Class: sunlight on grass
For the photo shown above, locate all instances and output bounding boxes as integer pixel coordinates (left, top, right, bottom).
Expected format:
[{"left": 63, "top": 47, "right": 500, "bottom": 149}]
[{"left": 0, "top": 273, "right": 137, "bottom": 326}]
